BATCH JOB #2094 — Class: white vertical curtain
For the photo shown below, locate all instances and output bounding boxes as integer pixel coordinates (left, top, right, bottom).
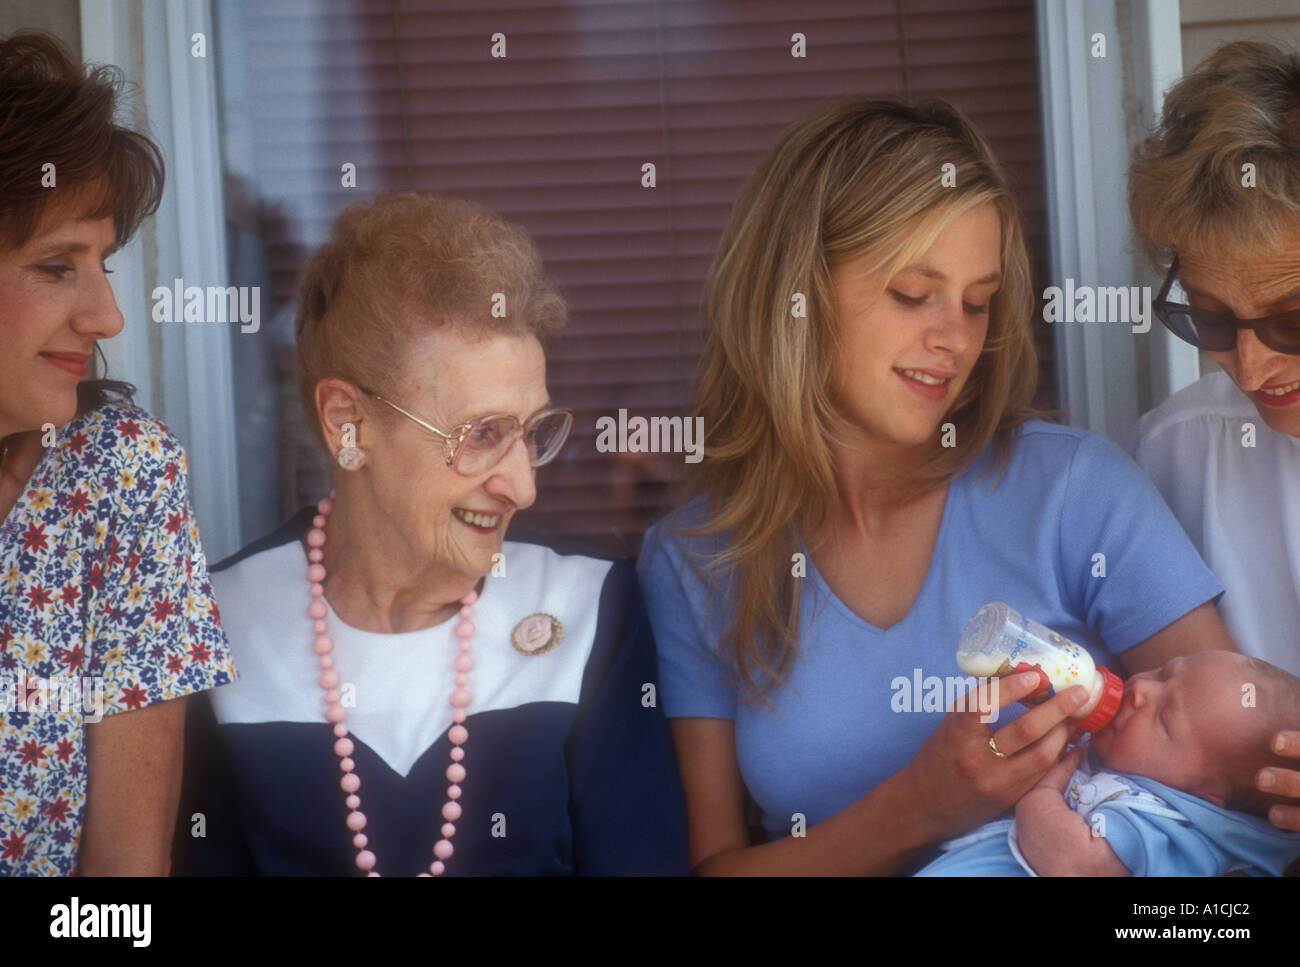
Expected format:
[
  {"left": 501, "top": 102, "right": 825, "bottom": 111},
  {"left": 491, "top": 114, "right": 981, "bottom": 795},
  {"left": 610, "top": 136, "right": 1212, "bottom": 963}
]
[{"left": 80, "top": 0, "right": 242, "bottom": 561}]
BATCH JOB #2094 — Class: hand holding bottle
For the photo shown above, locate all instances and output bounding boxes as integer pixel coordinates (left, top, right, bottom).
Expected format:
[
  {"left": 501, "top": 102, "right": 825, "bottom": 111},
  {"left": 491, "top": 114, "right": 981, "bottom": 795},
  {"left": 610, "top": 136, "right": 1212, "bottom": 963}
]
[{"left": 902, "top": 666, "right": 1091, "bottom": 844}]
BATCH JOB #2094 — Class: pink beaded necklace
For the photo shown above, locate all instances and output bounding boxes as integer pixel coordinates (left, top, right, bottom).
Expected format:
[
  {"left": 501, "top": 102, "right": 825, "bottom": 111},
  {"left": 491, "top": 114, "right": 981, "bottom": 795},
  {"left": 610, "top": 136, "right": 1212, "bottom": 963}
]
[{"left": 305, "top": 494, "right": 475, "bottom": 876}]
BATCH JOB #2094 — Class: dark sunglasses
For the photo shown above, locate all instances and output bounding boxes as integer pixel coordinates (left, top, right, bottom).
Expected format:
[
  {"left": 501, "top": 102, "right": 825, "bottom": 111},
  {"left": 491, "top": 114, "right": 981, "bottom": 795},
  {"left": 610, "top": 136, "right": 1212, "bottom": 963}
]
[{"left": 1154, "top": 255, "right": 1300, "bottom": 354}]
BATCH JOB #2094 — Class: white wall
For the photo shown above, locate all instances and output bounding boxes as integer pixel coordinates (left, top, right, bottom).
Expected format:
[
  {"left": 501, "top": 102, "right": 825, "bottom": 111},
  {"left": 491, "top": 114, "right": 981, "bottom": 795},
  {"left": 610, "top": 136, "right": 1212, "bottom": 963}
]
[
  {"left": 1036, "top": 0, "right": 1200, "bottom": 444},
  {"left": 1182, "top": 0, "right": 1300, "bottom": 65},
  {"left": 0, "top": 1, "right": 79, "bottom": 47}
]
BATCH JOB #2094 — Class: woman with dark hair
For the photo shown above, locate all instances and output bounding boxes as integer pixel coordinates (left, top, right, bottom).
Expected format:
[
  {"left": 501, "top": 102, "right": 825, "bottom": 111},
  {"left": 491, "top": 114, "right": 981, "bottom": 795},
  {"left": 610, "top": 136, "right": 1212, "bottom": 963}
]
[{"left": 0, "top": 32, "right": 234, "bottom": 875}]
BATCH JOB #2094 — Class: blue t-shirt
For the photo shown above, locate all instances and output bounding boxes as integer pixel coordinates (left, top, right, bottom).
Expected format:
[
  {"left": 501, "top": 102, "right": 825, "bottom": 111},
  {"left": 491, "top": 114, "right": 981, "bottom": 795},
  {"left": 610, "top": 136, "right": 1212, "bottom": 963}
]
[{"left": 637, "top": 421, "right": 1224, "bottom": 839}]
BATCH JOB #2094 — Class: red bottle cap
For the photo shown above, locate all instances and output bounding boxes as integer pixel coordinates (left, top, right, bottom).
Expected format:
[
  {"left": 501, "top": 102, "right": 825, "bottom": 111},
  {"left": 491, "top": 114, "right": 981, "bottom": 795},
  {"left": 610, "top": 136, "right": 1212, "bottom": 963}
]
[{"left": 1077, "top": 666, "right": 1124, "bottom": 733}]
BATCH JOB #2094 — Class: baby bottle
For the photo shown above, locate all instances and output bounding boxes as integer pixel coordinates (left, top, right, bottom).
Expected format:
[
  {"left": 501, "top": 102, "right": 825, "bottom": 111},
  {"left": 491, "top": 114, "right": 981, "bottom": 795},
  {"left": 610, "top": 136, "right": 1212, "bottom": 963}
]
[{"left": 956, "top": 602, "right": 1122, "bottom": 732}]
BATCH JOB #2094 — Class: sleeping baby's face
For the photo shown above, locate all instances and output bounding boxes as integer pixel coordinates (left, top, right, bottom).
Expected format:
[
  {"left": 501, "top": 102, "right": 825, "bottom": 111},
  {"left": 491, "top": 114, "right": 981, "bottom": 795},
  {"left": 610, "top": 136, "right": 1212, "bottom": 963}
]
[{"left": 1088, "top": 651, "right": 1260, "bottom": 806}]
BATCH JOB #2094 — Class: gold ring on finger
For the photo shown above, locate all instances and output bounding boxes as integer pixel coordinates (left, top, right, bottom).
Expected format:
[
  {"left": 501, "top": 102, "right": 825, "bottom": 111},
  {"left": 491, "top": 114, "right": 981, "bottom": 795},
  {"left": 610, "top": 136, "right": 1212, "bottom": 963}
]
[{"left": 988, "top": 736, "right": 1008, "bottom": 759}]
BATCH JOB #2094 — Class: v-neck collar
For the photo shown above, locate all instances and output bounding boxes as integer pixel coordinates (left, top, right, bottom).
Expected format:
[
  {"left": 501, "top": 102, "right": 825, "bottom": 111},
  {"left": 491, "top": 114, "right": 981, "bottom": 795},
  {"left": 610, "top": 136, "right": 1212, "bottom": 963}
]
[{"left": 804, "top": 471, "right": 962, "bottom": 636}]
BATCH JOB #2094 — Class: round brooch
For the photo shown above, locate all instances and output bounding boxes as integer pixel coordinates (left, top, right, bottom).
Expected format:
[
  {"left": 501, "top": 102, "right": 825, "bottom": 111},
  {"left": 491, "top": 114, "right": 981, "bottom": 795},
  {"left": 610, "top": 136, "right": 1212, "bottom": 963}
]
[{"left": 511, "top": 613, "right": 563, "bottom": 656}]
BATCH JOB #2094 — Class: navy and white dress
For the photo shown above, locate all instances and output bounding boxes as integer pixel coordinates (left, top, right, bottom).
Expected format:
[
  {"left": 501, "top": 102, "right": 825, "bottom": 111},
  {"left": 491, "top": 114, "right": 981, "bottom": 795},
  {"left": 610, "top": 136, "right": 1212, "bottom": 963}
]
[{"left": 177, "top": 510, "right": 690, "bottom": 876}]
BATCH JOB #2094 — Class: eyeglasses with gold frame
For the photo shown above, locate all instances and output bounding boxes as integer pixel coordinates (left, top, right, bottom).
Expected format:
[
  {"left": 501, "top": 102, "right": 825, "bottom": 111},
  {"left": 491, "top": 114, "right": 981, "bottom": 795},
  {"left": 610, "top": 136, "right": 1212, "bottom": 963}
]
[{"left": 361, "top": 388, "right": 574, "bottom": 476}]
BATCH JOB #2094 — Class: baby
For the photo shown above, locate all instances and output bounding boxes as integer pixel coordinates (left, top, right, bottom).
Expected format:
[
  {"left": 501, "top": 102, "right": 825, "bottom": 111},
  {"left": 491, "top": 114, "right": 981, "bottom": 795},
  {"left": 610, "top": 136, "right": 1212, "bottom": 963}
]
[{"left": 917, "top": 650, "right": 1300, "bottom": 876}]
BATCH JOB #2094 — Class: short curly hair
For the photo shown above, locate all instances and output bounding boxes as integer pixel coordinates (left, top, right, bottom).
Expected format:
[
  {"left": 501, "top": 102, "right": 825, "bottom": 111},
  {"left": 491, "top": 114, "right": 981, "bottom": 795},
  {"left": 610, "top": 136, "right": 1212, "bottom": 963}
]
[
  {"left": 294, "top": 191, "right": 567, "bottom": 447},
  {"left": 1129, "top": 41, "right": 1300, "bottom": 266}
]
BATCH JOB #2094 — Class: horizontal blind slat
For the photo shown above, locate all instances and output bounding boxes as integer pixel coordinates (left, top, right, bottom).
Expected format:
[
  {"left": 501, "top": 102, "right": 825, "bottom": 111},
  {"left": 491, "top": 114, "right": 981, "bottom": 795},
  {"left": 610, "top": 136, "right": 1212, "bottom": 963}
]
[{"left": 230, "top": 0, "right": 1048, "bottom": 552}]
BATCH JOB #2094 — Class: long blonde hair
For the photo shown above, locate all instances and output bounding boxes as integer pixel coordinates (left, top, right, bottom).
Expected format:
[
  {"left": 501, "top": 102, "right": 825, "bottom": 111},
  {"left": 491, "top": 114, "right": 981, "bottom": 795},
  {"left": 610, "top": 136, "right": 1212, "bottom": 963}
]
[{"left": 683, "top": 97, "right": 1039, "bottom": 703}]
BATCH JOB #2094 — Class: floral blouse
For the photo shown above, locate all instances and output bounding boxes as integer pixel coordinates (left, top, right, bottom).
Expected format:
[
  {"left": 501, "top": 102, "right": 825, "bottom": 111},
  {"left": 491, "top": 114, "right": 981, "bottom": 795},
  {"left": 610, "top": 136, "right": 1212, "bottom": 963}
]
[{"left": 0, "top": 403, "right": 236, "bottom": 875}]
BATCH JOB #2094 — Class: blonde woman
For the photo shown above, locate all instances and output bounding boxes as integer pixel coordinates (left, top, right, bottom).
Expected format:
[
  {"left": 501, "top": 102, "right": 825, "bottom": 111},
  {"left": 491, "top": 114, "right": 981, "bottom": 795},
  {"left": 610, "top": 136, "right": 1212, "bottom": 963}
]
[
  {"left": 638, "top": 98, "right": 1239, "bottom": 875},
  {"left": 1129, "top": 41, "right": 1300, "bottom": 835}
]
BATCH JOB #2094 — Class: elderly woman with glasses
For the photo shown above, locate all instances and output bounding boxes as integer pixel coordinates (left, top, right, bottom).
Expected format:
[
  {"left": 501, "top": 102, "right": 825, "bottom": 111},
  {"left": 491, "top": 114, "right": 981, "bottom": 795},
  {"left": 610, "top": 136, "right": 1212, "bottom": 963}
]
[
  {"left": 1130, "top": 41, "right": 1300, "bottom": 836},
  {"left": 177, "top": 192, "right": 689, "bottom": 876}
]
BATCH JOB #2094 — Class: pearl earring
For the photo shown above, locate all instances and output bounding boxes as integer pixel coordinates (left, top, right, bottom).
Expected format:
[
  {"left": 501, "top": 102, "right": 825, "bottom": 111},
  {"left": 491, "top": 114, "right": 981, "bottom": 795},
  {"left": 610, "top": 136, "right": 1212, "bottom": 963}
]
[
  {"left": 338, "top": 445, "right": 366, "bottom": 470},
  {"left": 337, "top": 420, "right": 365, "bottom": 470}
]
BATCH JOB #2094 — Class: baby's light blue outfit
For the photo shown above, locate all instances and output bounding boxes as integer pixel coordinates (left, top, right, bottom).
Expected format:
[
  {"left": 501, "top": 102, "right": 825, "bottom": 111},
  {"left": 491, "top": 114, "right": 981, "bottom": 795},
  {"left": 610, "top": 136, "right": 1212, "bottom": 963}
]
[{"left": 916, "top": 750, "right": 1300, "bottom": 876}]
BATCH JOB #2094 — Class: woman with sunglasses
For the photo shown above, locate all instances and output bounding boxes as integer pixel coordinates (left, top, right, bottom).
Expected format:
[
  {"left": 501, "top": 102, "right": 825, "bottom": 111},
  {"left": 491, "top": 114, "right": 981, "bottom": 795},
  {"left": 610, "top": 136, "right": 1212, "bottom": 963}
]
[
  {"left": 1130, "top": 41, "right": 1300, "bottom": 836},
  {"left": 177, "top": 192, "right": 688, "bottom": 875}
]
